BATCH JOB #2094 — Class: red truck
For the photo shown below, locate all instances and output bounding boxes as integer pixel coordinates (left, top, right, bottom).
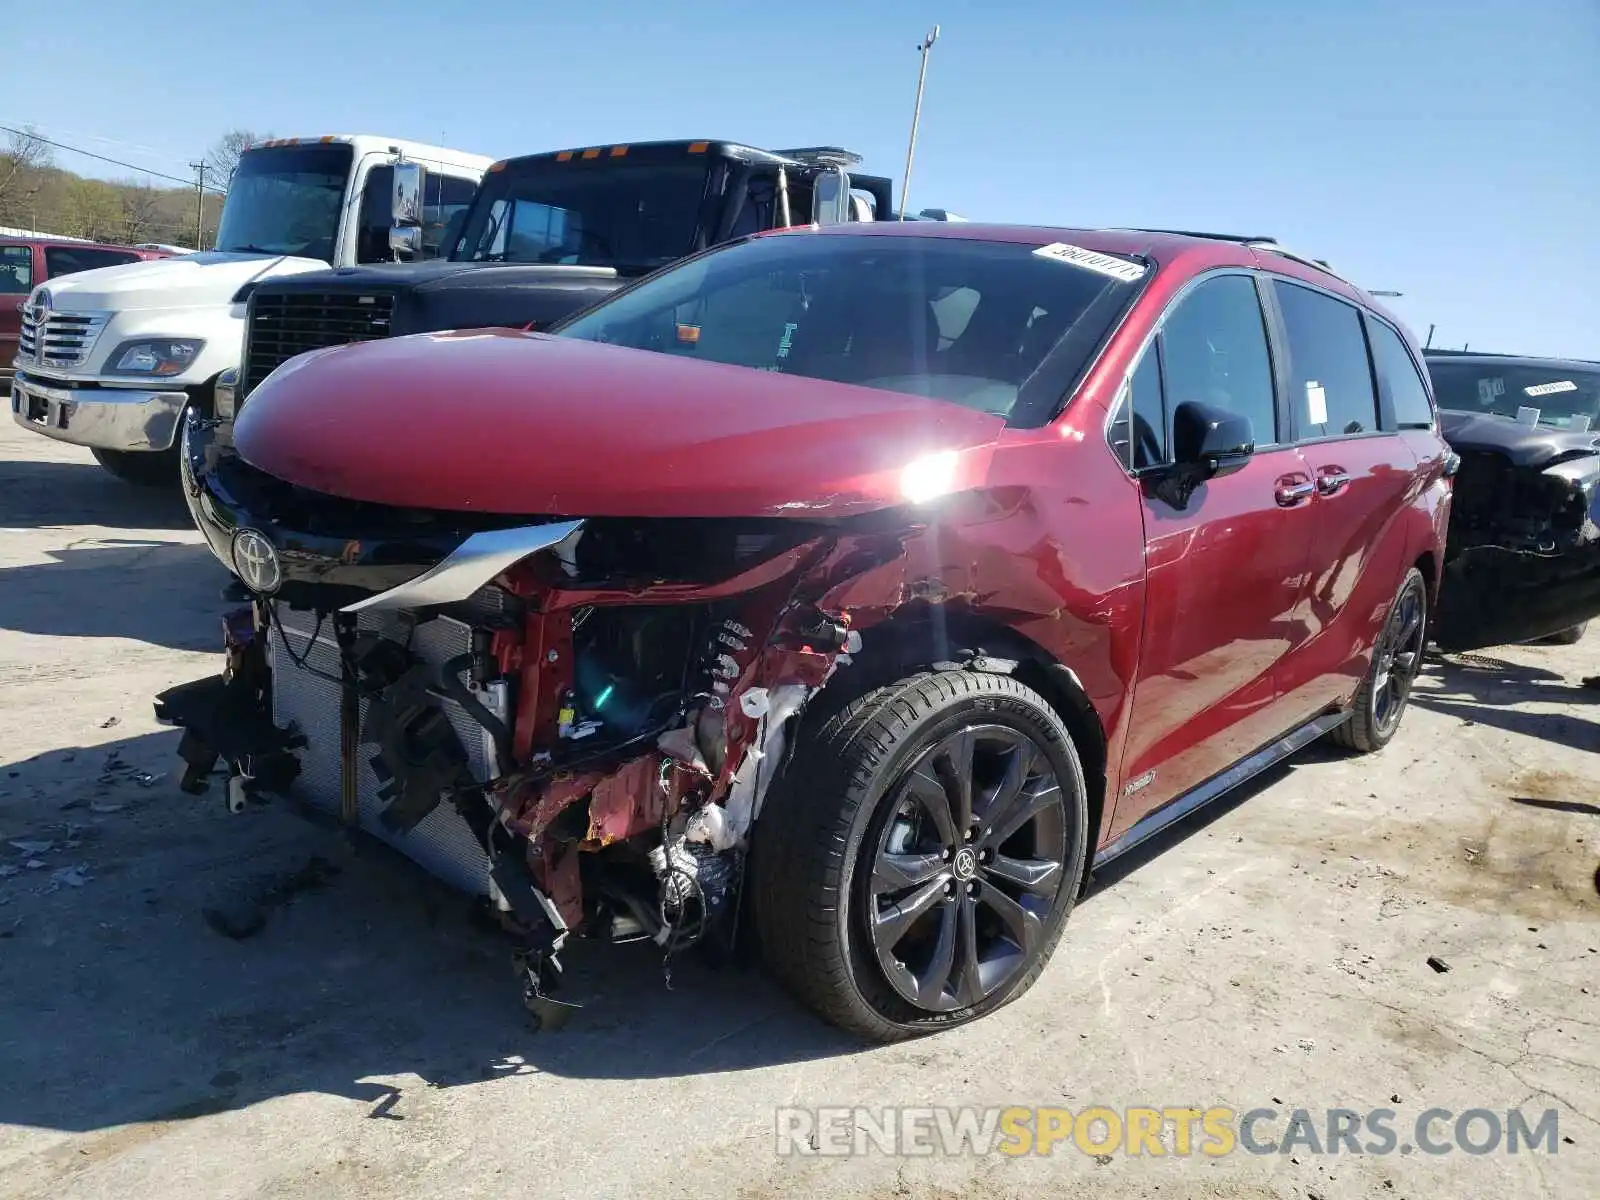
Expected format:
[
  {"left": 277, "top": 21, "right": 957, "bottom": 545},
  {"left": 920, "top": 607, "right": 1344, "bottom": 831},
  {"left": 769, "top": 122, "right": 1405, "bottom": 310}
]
[{"left": 0, "top": 237, "right": 177, "bottom": 385}]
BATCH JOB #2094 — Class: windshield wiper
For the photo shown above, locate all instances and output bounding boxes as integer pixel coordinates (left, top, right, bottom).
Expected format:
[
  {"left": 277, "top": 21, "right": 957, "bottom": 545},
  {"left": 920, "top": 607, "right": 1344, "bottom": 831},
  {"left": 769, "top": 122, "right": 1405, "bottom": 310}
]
[{"left": 223, "top": 245, "right": 284, "bottom": 256}]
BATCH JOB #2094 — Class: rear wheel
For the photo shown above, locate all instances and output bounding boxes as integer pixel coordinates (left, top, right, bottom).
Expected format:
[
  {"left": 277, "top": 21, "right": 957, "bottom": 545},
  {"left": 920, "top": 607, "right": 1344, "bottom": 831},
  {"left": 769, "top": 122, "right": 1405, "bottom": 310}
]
[
  {"left": 1330, "top": 567, "right": 1428, "bottom": 754},
  {"left": 751, "top": 670, "right": 1089, "bottom": 1042},
  {"left": 91, "top": 445, "right": 181, "bottom": 487}
]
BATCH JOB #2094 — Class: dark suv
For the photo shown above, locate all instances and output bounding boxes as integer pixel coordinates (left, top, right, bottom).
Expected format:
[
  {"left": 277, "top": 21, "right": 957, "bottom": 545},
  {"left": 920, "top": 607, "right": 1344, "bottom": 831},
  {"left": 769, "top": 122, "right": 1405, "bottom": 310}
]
[
  {"left": 162, "top": 224, "right": 1456, "bottom": 1040},
  {"left": 1424, "top": 350, "right": 1600, "bottom": 649}
]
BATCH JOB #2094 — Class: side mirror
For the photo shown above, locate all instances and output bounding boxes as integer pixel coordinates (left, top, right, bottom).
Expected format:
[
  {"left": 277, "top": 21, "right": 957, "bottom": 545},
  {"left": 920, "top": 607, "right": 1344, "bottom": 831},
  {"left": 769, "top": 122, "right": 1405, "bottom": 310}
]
[
  {"left": 1172, "top": 399, "right": 1254, "bottom": 477},
  {"left": 811, "top": 167, "right": 851, "bottom": 226},
  {"left": 388, "top": 161, "right": 426, "bottom": 259}
]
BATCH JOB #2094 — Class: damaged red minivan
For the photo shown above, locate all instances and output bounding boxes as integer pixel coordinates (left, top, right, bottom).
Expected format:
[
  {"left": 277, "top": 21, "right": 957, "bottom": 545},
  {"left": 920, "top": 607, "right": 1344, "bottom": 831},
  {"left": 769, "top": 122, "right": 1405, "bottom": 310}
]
[{"left": 159, "top": 223, "right": 1452, "bottom": 1040}]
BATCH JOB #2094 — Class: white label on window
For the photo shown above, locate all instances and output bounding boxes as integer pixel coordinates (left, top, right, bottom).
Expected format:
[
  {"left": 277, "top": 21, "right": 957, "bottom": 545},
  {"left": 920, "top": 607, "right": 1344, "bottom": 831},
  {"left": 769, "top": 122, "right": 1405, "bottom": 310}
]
[
  {"left": 1477, "top": 377, "right": 1505, "bottom": 405},
  {"left": 1516, "top": 406, "right": 1541, "bottom": 426},
  {"left": 1306, "top": 381, "right": 1329, "bottom": 427},
  {"left": 1031, "top": 242, "right": 1147, "bottom": 282},
  {"left": 1573, "top": 414, "right": 1593, "bottom": 432},
  {"left": 1525, "top": 379, "right": 1577, "bottom": 397}
]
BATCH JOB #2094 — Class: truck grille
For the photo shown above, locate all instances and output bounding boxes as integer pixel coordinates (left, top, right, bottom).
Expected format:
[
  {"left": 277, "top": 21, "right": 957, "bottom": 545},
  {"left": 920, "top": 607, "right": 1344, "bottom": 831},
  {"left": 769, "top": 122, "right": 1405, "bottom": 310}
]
[
  {"left": 269, "top": 594, "right": 510, "bottom": 896},
  {"left": 242, "top": 291, "right": 395, "bottom": 397},
  {"left": 17, "top": 309, "right": 109, "bottom": 369}
]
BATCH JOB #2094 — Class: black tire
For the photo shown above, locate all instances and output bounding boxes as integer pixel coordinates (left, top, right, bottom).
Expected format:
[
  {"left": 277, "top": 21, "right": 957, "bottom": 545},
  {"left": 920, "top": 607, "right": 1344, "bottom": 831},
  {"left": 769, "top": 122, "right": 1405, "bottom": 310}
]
[
  {"left": 91, "top": 445, "right": 180, "bottom": 487},
  {"left": 1541, "top": 622, "right": 1588, "bottom": 646},
  {"left": 1330, "top": 567, "right": 1428, "bottom": 754},
  {"left": 751, "top": 669, "right": 1089, "bottom": 1042}
]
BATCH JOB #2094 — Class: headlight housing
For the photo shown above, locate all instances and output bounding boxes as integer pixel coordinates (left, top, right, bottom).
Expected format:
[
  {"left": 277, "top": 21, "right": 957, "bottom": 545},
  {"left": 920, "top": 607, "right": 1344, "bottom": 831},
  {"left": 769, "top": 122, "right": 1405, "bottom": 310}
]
[
  {"left": 213, "top": 367, "right": 239, "bottom": 420},
  {"left": 106, "top": 339, "right": 205, "bottom": 378}
]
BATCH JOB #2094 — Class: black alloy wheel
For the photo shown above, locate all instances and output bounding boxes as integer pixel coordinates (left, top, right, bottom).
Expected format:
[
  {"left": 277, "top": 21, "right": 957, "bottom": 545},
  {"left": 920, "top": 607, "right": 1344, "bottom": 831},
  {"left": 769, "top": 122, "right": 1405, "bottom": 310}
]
[{"left": 865, "top": 724, "right": 1069, "bottom": 1012}]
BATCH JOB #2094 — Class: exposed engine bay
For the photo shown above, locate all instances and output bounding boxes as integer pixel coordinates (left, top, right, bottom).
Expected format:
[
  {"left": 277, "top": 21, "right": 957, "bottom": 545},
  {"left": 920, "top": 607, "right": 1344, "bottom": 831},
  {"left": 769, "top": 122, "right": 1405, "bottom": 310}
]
[
  {"left": 1433, "top": 410, "right": 1600, "bottom": 651},
  {"left": 158, "top": 436, "right": 898, "bottom": 1025}
]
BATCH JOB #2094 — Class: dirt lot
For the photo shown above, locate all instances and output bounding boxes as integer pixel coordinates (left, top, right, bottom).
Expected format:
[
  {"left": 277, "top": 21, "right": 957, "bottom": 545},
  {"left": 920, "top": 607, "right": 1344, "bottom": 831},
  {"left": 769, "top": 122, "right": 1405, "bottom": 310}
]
[{"left": 0, "top": 421, "right": 1596, "bottom": 1200}]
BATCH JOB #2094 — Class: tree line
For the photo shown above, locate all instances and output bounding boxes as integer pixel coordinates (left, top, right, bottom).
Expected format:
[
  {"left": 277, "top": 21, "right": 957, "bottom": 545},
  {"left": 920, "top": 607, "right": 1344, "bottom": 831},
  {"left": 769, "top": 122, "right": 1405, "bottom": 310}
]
[{"left": 0, "top": 127, "right": 264, "bottom": 247}]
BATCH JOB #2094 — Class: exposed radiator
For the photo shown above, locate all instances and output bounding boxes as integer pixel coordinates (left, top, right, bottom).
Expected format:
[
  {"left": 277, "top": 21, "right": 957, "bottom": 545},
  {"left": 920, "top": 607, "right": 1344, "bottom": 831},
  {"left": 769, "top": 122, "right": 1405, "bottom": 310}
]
[{"left": 269, "top": 603, "right": 503, "bottom": 896}]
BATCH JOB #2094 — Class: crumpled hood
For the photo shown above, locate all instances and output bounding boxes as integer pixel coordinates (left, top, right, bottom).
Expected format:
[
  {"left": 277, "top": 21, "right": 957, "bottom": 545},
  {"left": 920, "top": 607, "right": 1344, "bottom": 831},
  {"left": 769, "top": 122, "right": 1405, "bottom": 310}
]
[
  {"left": 233, "top": 329, "right": 1006, "bottom": 518},
  {"left": 35, "top": 251, "right": 328, "bottom": 312},
  {"left": 1440, "top": 408, "right": 1600, "bottom": 469}
]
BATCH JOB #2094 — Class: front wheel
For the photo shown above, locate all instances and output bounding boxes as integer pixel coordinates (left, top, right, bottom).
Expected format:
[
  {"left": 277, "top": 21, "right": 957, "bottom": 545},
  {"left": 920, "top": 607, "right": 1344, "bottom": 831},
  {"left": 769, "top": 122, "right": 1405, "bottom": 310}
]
[
  {"left": 91, "top": 445, "right": 180, "bottom": 487},
  {"left": 751, "top": 670, "right": 1089, "bottom": 1042},
  {"left": 1330, "top": 567, "right": 1428, "bottom": 754}
]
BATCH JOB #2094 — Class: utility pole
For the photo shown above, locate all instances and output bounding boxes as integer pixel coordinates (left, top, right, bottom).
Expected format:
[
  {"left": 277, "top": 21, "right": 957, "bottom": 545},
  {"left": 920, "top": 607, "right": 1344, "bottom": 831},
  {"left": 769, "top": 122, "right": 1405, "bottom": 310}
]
[
  {"left": 1425, "top": 323, "right": 1435, "bottom": 349},
  {"left": 899, "top": 24, "right": 940, "bottom": 220},
  {"left": 189, "top": 160, "right": 207, "bottom": 249}
]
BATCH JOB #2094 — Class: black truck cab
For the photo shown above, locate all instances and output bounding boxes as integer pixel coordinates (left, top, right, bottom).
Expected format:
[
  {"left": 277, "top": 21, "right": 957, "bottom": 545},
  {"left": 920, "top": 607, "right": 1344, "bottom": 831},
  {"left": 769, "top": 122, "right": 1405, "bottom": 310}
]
[{"left": 226, "top": 139, "right": 895, "bottom": 411}]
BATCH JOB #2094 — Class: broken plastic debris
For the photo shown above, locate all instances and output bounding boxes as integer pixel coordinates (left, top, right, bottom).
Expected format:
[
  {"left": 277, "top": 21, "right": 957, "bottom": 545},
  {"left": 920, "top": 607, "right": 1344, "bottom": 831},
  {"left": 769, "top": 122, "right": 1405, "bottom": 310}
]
[
  {"left": 134, "top": 772, "right": 164, "bottom": 788},
  {"left": 684, "top": 804, "right": 730, "bottom": 847},
  {"left": 656, "top": 726, "right": 710, "bottom": 774},
  {"left": 24, "top": 860, "right": 46, "bottom": 871},
  {"left": 52, "top": 866, "right": 91, "bottom": 888},
  {"left": 0, "top": 864, "right": 19, "bottom": 878},
  {"left": 10, "top": 840, "right": 54, "bottom": 856},
  {"left": 90, "top": 800, "right": 128, "bottom": 814},
  {"left": 739, "top": 687, "right": 771, "bottom": 719},
  {"left": 1426, "top": 956, "right": 1451, "bottom": 974}
]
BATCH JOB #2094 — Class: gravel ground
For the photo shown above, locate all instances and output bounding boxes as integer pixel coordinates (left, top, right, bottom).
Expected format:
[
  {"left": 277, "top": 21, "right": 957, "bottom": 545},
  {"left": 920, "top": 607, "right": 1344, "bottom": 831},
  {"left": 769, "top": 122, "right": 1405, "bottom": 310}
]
[{"left": 1, "top": 421, "right": 1596, "bottom": 1200}]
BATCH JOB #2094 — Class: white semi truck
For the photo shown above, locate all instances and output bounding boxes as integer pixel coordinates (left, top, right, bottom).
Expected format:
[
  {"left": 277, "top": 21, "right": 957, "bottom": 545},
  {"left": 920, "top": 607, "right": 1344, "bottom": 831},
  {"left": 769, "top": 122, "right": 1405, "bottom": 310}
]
[{"left": 9, "top": 134, "right": 492, "bottom": 483}]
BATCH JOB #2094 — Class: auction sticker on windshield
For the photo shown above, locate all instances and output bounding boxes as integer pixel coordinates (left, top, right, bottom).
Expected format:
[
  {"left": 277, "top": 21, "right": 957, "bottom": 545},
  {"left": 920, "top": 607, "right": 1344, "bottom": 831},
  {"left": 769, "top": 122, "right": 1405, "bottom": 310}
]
[
  {"left": 1525, "top": 380, "right": 1577, "bottom": 397},
  {"left": 1032, "top": 243, "right": 1147, "bottom": 282}
]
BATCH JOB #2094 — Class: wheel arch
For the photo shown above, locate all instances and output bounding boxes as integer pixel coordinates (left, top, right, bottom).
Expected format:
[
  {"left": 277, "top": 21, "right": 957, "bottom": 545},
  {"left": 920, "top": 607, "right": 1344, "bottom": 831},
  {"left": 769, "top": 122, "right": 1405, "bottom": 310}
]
[{"left": 831, "top": 607, "right": 1111, "bottom": 874}]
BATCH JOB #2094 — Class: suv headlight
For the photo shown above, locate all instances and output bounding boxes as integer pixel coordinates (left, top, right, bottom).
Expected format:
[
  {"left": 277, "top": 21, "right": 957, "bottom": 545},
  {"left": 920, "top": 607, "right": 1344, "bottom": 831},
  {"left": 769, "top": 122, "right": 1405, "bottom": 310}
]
[{"left": 106, "top": 338, "right": 205, "bottom": 377}]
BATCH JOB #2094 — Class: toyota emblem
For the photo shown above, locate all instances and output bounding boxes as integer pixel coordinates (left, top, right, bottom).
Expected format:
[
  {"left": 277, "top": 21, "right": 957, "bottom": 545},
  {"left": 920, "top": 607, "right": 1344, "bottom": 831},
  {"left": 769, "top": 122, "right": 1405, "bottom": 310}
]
[{"left": 231, "top": 528, "right": 282, "bottom": 594}]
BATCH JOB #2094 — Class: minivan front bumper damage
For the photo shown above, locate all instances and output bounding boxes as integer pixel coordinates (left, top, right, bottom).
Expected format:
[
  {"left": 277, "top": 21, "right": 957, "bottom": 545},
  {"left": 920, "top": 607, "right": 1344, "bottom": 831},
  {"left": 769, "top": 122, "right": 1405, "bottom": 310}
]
[
  {"left": 1433, "top": 438, "right": 1600, "bottom": 651},
  {"left": 159, "top": 419, "right": 917, "bottom": 1022}
]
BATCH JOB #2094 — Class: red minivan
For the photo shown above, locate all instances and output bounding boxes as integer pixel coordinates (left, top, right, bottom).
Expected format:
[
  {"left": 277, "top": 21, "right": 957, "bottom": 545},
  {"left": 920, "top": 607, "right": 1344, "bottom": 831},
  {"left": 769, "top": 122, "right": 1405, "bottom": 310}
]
[
  {"left": 0, "top": 237, "right": 175, "bottom": 384},
  {"left": 159, "top": 223, "right": 1454, "bottom": 1040}
]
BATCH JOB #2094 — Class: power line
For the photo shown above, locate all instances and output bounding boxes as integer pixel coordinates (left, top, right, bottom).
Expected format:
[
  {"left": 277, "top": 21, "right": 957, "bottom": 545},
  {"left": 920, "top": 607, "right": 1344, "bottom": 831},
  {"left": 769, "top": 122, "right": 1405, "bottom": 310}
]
[{"left": 1, "top": 123, "right": 226, "bottom": 194}]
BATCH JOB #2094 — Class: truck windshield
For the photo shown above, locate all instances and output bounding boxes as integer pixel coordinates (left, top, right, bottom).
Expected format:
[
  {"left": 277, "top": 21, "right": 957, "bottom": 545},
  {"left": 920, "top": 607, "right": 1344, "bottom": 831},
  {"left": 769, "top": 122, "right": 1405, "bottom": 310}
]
[
  {"left": 1429, "top": 359, "right": 1600, "bottom": 432},
  {"left": 214, "top": 143, "right": 354, "bottom": 261},
  {"left": 551, "top": 232, "right": 1148, "bottom": 427},
  {"left": 453, "top": 159, "right": 711, "bottom": 273}
]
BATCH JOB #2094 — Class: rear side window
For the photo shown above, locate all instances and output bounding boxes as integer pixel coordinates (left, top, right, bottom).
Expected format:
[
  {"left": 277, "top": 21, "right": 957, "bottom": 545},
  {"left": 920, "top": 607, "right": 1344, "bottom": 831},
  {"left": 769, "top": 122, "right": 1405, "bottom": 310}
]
[
  {"left": 44, "top": 246, "right": 139, "bottom": 277},
  {"left": 0, "top": 245, "right": 31, "bottom": 293},
  {"left": 1272, "top": 280, "right": 1379, "bottom": 438},
  {"left": 1158, "top": 274, "right": 1278, "bottom": 448},
  {"left": 1367, "top": 318, "right": 1435, "bottom": 430}
]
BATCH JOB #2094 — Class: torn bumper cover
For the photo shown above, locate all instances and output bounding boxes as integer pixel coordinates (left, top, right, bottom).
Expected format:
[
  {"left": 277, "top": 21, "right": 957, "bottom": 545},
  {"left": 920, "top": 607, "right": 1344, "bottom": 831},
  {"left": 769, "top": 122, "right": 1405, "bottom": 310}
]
[
  {"left": 159, "top": 420, "right": 882, "bottom": 1011},
  {"left": 1433, "top": 413, "right": 1600, "bottom": 651}
]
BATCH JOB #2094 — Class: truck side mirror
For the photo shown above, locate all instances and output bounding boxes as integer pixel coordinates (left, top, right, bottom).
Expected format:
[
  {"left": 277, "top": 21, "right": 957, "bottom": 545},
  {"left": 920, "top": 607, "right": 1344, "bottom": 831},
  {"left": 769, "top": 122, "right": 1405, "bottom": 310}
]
[
  {"left": 389, "top": 161, "right": 427, "bottom": 259},
  {"left": 811, "top": 167, "right": 851, "bottom": 226}
]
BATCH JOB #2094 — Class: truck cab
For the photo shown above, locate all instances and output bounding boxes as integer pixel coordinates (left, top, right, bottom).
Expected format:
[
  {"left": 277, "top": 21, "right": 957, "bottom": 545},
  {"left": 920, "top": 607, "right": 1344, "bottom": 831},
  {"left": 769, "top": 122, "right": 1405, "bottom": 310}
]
[
  {"left": 225, "top": 139, "right": 898, "bottom": 417},
  {"left": 9, "top": 135, "right": 491, "bottom": 483}
]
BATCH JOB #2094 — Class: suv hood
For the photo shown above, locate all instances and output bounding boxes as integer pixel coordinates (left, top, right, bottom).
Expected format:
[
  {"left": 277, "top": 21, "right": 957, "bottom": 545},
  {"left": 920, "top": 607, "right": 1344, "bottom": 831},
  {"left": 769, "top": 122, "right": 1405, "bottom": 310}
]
[
  {"left": 35, "top": 251, "right": 329, "bottom": 312},
  {"left": 1439, "top": 408, "right": 1600, "bottom": 468},
  {"left": 233, "top": 329, "right": 1005, "bottom": 518}
]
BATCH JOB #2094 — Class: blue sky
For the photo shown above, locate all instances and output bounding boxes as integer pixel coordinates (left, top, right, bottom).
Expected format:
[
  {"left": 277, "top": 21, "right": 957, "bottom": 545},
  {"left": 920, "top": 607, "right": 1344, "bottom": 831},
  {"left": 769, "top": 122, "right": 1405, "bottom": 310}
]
[{"left": 6, "top": 0, "right": 1596, "bottom": 357}]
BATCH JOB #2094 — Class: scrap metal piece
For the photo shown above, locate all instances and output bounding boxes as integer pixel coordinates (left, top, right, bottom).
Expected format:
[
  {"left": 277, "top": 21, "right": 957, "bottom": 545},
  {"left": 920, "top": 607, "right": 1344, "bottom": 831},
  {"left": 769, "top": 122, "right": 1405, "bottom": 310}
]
[{"left": 341, "top": 521, "right": 585, "bottom": 614}]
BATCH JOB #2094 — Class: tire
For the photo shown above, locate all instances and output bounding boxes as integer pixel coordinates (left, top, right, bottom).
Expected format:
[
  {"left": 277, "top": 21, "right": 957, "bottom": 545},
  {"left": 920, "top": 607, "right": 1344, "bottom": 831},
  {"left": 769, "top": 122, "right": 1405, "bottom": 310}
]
[
  {"left": 1541, "top": 622, "right": 1588, "bottom": 646},
  {"left": 1330, "top": 567, "right": 1428, "bottom": 754},
  {"left": 751, "top": 669, "right": 1089, "bottom": 1042},
  {"left": 91, "top": 445, "right": 180, "bottom": 487}
]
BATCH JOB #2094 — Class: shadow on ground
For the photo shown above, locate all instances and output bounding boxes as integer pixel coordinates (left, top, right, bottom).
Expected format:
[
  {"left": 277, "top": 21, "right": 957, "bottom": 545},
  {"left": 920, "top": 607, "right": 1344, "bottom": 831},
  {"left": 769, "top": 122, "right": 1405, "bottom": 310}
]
[
  {"left": 0, "top": 539, "right": 226, "bottom": 651},
  {"left": 0, "top": 457, "right": 194, "bottom": 532},
  {"left": 1410, "top": 653, "right": 1600, "bottom": 754}
]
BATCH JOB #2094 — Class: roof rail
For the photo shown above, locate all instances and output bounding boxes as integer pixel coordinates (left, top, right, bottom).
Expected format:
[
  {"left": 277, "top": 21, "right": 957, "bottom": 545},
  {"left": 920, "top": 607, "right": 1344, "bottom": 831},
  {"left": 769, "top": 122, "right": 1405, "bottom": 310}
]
[{"left": 1124, "top": 227, "right": 1279, "bottom": 244}]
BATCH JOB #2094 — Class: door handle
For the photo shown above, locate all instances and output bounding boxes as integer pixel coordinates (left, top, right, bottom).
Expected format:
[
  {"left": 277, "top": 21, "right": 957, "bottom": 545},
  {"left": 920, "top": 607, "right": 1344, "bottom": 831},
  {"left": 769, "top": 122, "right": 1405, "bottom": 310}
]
[
  {"left": 1275, "top": 481, "right": 1315, "bottom": 506},
  {"left": 1316, "top": 470, "right": 1351, "bottom": 496}
]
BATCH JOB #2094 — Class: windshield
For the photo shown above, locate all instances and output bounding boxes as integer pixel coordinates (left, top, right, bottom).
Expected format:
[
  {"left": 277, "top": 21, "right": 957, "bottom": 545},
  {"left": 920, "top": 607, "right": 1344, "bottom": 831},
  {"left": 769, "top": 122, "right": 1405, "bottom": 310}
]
[
  {"left": 213, "top": 143, "right": 354, "bottom": 260},
  {"left": 453, "top": 159, "right": 712, "bottom": 272},
  {"left": 552, "top": 232, "right": 1147, "bottom": 426},
  {"left": 1428, "top": 358, "right": 1600, "bottom": 432}
]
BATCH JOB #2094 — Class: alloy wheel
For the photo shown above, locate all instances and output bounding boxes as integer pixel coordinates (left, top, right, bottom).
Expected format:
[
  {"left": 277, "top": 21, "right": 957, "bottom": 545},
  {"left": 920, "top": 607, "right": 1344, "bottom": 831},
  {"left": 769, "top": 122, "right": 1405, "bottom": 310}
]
[
  {"left": 863, "top": 724, "right": 1069, "bottom": 1012},
  {"left": 1373, "top": 583, "right": 1426, "bottom": 732}
]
